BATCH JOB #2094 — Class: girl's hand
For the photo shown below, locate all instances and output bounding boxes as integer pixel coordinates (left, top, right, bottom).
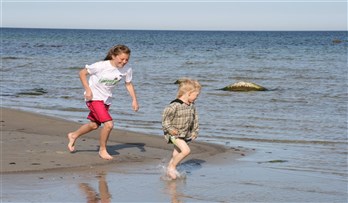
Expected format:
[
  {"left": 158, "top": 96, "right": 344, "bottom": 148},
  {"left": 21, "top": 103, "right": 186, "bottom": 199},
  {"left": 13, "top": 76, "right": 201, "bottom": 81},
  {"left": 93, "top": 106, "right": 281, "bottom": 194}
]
[
  {"left": 84, "top": 89, "right": 93, "bottom": 101},
  {"left": 132, "top": 100, "right": 139, "bottom": 112}
]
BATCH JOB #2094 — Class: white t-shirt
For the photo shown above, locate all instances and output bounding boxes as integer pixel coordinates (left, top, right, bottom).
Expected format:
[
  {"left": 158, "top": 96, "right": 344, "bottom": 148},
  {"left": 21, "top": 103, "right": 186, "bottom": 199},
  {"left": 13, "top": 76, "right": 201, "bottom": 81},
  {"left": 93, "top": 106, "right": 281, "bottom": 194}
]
[{"left": 85, "top": 60, "right": 132, "bottom": 105}]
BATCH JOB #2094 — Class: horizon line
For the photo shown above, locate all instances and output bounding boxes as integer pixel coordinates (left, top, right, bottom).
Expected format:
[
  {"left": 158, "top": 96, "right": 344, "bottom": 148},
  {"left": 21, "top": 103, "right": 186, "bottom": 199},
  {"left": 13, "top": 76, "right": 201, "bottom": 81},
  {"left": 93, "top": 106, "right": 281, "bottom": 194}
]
[{"left": 2, "top": 26, "right": 347, "bottom": 32}]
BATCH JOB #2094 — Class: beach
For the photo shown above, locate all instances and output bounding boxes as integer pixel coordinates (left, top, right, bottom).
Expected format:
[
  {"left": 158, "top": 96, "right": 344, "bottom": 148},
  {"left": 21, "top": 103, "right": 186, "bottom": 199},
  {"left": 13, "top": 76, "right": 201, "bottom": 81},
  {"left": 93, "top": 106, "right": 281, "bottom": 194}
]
[
  {"left": 1, "top": 29, "right": 347, "bottom": 202},
  {"left": 2, "top": 108, "right": 346, "bottom": 202},
  {"left": 1, "top": 107, "right": 233, "bottom": 173}
]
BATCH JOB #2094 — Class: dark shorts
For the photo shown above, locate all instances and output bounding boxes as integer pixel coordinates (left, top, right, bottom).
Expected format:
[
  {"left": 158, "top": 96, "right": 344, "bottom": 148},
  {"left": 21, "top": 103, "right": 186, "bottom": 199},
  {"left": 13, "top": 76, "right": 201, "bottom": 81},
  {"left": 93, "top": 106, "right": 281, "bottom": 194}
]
[
  {"left": 167, "top": 135, "right": 191, "bottom": 146},
  {"left": 86, "top": 100, "right": 112, "bottom": 126}
]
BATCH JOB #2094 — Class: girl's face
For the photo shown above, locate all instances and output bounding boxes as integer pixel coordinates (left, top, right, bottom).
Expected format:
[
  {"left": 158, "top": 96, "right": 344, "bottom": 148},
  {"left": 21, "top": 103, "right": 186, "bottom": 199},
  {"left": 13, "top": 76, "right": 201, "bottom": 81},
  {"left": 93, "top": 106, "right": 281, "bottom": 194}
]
[
  {"left": 188, "top": 91, "right": 200, "bottom": 104},
  {"left": 112, "top": 53, "right": 130, "bottom": 68}
]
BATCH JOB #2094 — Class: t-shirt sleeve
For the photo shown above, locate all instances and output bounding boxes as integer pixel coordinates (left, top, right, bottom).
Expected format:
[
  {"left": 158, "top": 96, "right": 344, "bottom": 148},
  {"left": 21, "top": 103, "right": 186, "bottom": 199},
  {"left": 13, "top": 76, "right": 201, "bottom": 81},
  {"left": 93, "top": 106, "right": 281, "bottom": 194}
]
[
  {"left": 125, "top": 67, "right": 133, "bottom": 83},
  {"left": 85, "top": 61, "right": 100, "bottom": 75}
]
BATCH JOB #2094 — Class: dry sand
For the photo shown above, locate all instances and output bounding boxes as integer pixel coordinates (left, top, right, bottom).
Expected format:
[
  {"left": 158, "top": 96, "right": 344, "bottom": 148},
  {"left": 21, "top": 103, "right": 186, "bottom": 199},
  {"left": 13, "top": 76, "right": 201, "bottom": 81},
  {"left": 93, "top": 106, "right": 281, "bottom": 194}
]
[{"left": 1, "top": 107, "right": 245, "bottom": 173}]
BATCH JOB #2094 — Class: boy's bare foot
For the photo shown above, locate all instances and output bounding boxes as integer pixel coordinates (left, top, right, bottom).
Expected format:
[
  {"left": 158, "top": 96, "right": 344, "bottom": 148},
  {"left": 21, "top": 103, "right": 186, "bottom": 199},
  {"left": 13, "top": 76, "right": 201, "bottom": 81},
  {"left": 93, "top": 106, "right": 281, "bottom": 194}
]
[
  {"left": 67, "top": 133, "right": 76, "bottom": 152},
  {"left": 99, "top": 150, "right": 113, "bottom": 160},
  {"left": 167, "top": 167, "right": 178, "bottom": 180}
]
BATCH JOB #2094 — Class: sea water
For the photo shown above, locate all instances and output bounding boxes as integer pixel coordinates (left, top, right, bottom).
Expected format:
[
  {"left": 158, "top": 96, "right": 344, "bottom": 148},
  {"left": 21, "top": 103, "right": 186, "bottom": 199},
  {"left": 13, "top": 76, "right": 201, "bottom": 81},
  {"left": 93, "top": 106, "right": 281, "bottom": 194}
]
[{"left": 1, "top": 28, "right": 347, "bottom": 185}]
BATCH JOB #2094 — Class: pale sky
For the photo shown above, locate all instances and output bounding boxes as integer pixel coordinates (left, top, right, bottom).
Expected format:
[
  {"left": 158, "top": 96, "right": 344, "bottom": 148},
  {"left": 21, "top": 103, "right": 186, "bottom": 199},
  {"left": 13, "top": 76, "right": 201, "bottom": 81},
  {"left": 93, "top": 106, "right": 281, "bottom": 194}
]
[{"left": 1, "top": 0, "right": 347, "bottom": 31}]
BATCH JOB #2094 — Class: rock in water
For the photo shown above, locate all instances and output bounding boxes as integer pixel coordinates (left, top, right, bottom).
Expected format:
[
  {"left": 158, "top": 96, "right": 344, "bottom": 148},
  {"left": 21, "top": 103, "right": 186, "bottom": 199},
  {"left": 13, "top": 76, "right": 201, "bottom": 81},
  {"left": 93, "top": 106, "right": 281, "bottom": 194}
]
[{"left": 221, "top": 81, "right": 267, "bottom": 91}]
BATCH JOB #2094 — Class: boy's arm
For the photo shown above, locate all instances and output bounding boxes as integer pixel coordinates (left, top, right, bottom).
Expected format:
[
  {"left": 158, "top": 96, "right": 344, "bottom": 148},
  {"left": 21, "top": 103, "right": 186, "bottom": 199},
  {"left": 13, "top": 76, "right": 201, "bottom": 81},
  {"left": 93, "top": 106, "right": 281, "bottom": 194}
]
[
  {"left": 162, "top": 106, "right": 178, "bottom": 136},
  {"left": 191, "top": 107, "right": 199, "bottom": 140}
]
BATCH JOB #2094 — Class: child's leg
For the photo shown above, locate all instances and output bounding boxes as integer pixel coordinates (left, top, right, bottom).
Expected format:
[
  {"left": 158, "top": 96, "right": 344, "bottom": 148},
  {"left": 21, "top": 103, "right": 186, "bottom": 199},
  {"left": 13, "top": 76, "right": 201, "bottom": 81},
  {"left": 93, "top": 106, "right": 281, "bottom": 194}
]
[
  {"left": 167, "top": 148, "right": 180, "bottom": 179},
  {"left": 167, "top": 139, "right": 191, "bottom": 179},
  {"left": 168, "top": 147, "right": 179, "bottom": 169},
  {"left": 98, "top": 120, "right": 114, "bottom": 160},
  {"left": 67, "top": 121, "right": 99, "bottom": 152}
]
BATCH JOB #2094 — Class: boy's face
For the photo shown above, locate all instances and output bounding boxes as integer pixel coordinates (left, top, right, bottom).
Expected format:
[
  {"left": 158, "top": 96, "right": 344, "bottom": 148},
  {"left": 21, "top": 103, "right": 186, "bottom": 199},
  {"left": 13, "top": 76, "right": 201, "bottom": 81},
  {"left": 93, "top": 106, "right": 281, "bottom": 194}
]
[{"left": 188, "top": 91, "right": 200, "bottom": 104}]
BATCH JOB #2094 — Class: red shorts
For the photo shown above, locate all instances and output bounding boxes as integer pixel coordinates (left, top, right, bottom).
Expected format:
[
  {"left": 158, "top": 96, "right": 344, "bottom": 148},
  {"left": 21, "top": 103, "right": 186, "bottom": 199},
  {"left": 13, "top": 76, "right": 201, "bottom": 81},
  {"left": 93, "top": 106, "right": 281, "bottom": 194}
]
[{"left": 86, "top": 101, "right": 112, "bottom": 126}]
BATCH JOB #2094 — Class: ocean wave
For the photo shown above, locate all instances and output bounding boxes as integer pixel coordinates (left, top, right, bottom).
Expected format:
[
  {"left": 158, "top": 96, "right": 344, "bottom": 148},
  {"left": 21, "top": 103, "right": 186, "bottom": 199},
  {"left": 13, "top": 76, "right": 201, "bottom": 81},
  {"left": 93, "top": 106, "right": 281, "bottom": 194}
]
[
  {"left": 1, "top": 56, "right": 29, "bottom": 60},
  {"left": 64, "top": 66, "right": 82, "bottom": 70},
  {"left": 16, "top": 88, "right": 48, "bottom": 96},
  {"left": 33, "top": 43, "right": 63, "bottom": 48},
  {"left": 203, "top": 135, "right": 348, "bottom": 145},
  {"left": 58, "top": 107, "right": 86, "bottom": 112}
]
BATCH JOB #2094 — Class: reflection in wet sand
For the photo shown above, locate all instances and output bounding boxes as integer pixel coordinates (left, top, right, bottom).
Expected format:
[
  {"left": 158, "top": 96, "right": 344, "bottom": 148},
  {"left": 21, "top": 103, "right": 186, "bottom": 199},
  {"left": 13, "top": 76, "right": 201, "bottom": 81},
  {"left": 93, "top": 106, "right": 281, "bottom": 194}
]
[
  {"left": 166, "top": 180, "right": 182, "bottom": 203},
  {"left": 166, "top": 179, "right": 195, "bottom": 203},
  {"left": 79, "top": 173, "right": 111, "bottom": 203}
]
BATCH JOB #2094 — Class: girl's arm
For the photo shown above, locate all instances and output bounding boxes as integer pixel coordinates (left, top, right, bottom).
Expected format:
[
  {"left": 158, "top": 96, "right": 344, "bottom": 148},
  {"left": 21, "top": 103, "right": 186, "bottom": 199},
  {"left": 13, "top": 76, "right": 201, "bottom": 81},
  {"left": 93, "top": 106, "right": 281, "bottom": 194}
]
[
  {"left": 79, "top": 68, "right": 92, "bottom": 100},
  {"left": 125, "top": 82, "right": 139, "bottom": 112}
]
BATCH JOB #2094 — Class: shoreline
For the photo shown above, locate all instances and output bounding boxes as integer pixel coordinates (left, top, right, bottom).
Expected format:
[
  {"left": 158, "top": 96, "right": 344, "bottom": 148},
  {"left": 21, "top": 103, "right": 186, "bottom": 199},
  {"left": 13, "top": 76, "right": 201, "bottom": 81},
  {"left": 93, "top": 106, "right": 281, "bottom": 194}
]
[{"left": 1, "top": 107, "right": 247, "bottom": 174}]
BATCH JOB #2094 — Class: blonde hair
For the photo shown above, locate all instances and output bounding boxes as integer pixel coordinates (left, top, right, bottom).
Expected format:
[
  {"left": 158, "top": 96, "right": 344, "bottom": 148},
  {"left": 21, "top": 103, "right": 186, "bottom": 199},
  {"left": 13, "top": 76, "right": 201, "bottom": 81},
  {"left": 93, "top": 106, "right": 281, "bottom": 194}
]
[{"left": 176, "top": 78, "right": 202, "bottom": 98}]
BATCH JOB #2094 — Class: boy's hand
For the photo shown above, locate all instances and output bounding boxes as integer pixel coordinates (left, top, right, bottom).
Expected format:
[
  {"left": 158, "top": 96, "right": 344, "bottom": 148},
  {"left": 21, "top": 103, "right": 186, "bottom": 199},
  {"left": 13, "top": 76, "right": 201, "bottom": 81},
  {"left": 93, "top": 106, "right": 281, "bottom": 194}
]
[
  {"left": 170, "top": 129, "right": 178, "bottom": 136},
  {"left": 190, "top": 134, "right": 198, "bottom": 141}
]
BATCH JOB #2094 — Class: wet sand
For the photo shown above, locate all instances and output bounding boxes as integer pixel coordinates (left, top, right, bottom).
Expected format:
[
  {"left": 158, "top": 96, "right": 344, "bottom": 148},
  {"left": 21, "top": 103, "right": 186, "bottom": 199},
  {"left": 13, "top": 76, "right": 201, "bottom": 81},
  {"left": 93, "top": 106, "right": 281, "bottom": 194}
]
[
  {"left": 1, "top": 107, "right": 247, "bottom": 201},
  {"left": 2, "top": 108, "right": 346, "bottom": 202},
  {"left": 1, "top": 107, "right": 240, "bottom": 174}
]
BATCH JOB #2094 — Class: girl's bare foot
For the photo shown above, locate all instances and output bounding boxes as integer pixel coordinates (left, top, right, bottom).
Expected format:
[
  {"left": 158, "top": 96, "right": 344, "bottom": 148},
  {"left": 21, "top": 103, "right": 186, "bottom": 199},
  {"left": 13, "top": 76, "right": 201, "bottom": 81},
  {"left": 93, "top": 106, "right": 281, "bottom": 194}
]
[
  {"left": 67, "top": 133, "right": 76, "bottom": 152},
  {"left": 99, "top": 150, "right": 113, "bottom": 160}
]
